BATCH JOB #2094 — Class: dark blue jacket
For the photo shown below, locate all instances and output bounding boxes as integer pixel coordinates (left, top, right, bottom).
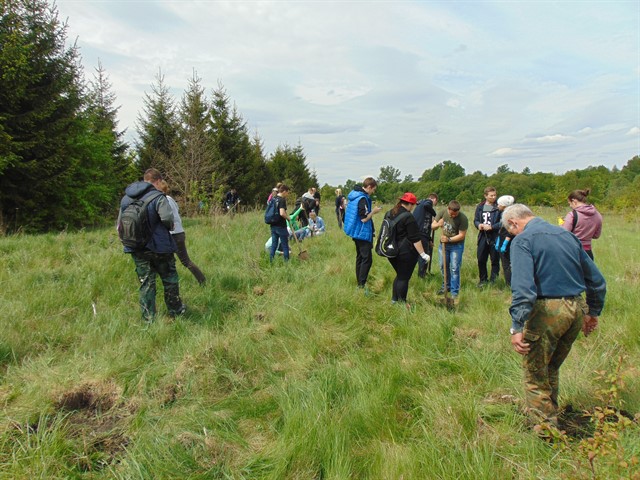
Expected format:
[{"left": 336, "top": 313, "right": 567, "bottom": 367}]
[
  {"left": 412, "top": 199, "right": 437, "bottom": 239},
  {"left": 343, "top": 186, "right": 373, "bottom": 242},
  {"left": 119, "top": 181, "right": 176, "bottom": 254},
  {"left": 474, "top": 201, "right": 501, "bottom": 240}
]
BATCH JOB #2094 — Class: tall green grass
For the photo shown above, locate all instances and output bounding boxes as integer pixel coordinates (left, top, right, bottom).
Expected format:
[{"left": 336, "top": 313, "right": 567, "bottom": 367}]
[{"left": 0, "top": 206, "right": 638, "bottom": 479}]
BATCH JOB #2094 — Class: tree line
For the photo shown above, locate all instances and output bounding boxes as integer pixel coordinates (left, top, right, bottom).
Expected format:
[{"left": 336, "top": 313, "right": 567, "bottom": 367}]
[
  {"left": 330, "top": 155, "right": 640, "bottom": 211},
  {"left": 334, "top": 158, "right": 639, "bottom": 212},
  {"left": 1, "top": 0, "right": 637, "bottom": 233},
  {"left": 0, "top": 0, "right": 317, "bottom": 233}
]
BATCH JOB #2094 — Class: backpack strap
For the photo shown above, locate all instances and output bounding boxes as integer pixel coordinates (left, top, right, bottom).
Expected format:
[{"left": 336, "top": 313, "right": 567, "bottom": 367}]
[{"left": 571, "top": 210, "right": 578, "bottom": 232}]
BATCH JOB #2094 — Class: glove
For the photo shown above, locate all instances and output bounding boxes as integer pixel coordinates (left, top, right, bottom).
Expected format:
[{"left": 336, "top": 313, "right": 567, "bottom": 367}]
[
  {"left": 420, "top": 252, "right": 431, "bottom": 262},
  {"left": 494, "top": 237, "right": 500, "bottom": 251},
  {"left": 500, "top": 238, "right": 510, "bottom": 253}
]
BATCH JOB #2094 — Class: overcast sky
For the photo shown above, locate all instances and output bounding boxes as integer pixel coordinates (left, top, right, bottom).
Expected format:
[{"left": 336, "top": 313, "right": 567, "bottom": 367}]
[{"left": 55, "top": 0, "right": 639, "bottom": 186}]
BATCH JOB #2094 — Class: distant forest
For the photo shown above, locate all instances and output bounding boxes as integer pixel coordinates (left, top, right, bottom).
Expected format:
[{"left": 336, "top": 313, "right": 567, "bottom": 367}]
[
  {"left": 1, "top": 0, "right": 638, "bottom": 233},
  {"left": 338, "top": 158, "right": 639, "bottom": 210}
]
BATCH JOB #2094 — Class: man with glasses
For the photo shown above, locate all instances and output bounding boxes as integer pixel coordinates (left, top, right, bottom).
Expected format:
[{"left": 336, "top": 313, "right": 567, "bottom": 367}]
[
  {"left": 503, "top": 204, "right": 606, "bottom": 429},
  {"left": 432, "top": 200, "right": 468, "bottom": 304}
]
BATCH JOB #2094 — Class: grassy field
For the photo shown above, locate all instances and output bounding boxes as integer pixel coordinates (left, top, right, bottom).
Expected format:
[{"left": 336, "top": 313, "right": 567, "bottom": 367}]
[{"left": 0, "top": 205, "right": 638, "bottom": 479}]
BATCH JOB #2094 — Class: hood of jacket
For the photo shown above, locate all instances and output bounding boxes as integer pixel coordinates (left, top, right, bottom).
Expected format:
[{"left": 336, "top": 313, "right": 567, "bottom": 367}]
[
  {"left": 574, "top": 204, "right": 599, "bottom": 218},
  {"left": 125, "top": 181, "right": 155, "bottom": 199}
]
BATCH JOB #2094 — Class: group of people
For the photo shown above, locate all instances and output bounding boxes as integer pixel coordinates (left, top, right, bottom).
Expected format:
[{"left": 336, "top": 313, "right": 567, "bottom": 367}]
[
  {"left": 266, "top": 183, "right": 326, "bottom": 262},
  {"left": 340, "top": 177, "right": 468, "bottom": 305},
  {"left": 119, "top": 171, "right": 606, "bottom": 432},
  {"left": 340, "top": 178, "right": 606, "bottom": 430}
]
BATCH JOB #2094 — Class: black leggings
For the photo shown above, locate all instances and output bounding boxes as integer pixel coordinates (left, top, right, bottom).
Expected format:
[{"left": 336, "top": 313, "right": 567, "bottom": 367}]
[{"left": 388, "top": 251, "right": 419, "bottom": 302}]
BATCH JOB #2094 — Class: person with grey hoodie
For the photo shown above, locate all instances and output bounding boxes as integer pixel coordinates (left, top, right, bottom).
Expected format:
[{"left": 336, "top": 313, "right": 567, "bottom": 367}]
[
  {"left": 562, "top": 189, "right": 602, "bottom": 260},
  {"left": 159, "top": 180, "right": 206, "bottom": 285}
]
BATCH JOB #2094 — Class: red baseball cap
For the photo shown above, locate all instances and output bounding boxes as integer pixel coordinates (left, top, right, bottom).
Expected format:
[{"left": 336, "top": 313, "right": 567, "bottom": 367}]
[{"left": 398, "top": 192, "right": 417, "bottom": 204}]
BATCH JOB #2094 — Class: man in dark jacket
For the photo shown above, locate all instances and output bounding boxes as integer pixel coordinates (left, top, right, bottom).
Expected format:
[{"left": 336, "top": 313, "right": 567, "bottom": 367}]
[
  {"left": 474, "top": 186, "right": 501, "bottom": 287},
  {"left": 224, "top": 188, "right": 240, "bottom": 212},
  {"left": 119, "top": 168, "right": 185, "bottom": 323},
  {"left": 412, "top": 193, "right": 438, "bottom": 278}
]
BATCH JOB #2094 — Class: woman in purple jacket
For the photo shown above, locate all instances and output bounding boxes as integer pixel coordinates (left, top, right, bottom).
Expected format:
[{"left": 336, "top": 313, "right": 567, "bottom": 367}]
[{"left": 562, "top": 189, "right": 603, "bottom": 260}]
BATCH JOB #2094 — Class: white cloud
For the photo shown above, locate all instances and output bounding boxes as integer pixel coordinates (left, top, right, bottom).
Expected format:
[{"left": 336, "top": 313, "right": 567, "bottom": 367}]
[
  {"left": 535, "top": 134, "right": 574, "bottom": 143},
  {"left": 289, "top": 120, "right": 362, "bottom": 135},
  {"left": 490, "top": 147, "right": 516, "bottom": 157},
  {"left": 626, "top": 127, "right": 640, "bottom": 136},
  {"left": 446, "top": 98, "right": 461, "bottom": 108}
]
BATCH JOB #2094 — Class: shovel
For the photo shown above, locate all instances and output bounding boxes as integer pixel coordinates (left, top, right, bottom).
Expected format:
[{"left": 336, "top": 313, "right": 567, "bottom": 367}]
[
  {"left": 427, "top": 229, "right": 435, "bottom": 274},
  {"left": 441, "top": 240, "right": 455, "bottom": 309},
  {"left": 225, "top": 201, "right": 240, "bottom": 216},
  {"left": 289, "top": 224, "right": 309, "bottom": 260}
]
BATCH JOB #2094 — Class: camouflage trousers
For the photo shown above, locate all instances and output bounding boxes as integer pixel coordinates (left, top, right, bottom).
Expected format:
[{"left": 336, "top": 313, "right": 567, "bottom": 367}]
[
  {"left": 131, "top": 251, "right": 183, "bottom": 322},
  {"left": 522, "top": 296, "right": 587, "bottom": 425}
]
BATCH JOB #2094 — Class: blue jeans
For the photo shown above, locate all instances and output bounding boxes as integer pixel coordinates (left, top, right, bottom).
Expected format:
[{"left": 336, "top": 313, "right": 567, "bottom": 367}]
[
  {"left": 270, "top": 226, "right": 289, "bottom": 261},
  {"left": 439, "top": 242, "right": 464, "bottom": 296}
]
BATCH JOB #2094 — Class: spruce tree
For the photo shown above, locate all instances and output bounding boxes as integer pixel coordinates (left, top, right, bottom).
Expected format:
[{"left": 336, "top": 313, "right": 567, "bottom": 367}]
[
  {"left": 135, "top": 70, "right": 178, "bottom": 175},
  {"left": 171, "top": 71, "right": 216, "bottom": 214},
  {"left": 85, "top": 60, "right": 135, "bottom": 205},
  {"left": 209, "top": 83, "right": 260, "bottom": 205},
  {"left": 267, "top": 143, "right": 314, "bottom": 196},
  {"left": 0, "top": 0, "right": 97, "bottom": 231}
]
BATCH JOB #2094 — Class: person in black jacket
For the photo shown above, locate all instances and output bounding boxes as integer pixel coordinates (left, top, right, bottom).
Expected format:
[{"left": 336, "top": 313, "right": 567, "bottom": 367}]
[
  {"left": 412, "top": 193, "right": 438, "bottom": 278},
  {"left": 473, "top": 186, "right": 501, "bottom": 287},
  {"left": 385, "top": 193, "right": 431, "bottom": 306},
  {"left": 335, "top": 188, "right": 346, "bottom": 228}
]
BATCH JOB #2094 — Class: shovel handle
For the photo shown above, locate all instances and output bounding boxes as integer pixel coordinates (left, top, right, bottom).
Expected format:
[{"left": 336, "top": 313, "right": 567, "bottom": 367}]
[{"left": 442, "top": 240, "right": 449, "bottom": 300}]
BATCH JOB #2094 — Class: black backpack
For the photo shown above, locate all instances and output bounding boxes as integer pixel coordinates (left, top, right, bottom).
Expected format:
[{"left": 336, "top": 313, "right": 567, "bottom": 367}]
[
  {"left": 375, "top": 210, "right": 411, "bottom": 258},
  {"left": 570, "top": 210, "right": 579, "bottom": 231},
  {"left": 264, "top": 197, "right": 281, "bottom": 225},
  {"left": 118, "top": 192, "right": 163, "bottom": 250}
]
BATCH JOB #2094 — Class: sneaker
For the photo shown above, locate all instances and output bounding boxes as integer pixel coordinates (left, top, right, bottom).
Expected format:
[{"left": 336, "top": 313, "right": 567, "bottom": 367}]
[
  {"left": 477, "top": 281, "right": 488, "bottom": 289},
  {"left": 357, "top": 286, "right": 372, "bottom": 297}
]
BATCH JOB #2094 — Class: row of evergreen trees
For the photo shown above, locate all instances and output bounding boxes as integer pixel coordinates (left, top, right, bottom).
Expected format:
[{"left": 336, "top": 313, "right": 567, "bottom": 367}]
[{"left": 0, "top": 0, "right": 317, "bottom": 233}]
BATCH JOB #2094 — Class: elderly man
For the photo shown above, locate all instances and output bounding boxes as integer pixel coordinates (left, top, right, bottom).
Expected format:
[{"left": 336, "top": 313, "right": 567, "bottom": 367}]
[{"left": 503, "top": 204, "right": 606, "bottom": 427}]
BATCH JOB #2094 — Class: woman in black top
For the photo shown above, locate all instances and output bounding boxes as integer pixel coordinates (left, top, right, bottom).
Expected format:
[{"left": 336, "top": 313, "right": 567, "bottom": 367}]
[
  {"left": 335, "top": 188, "right": 346, "bottom": 228},
  {"left": 386, "top": 193, "right": 431, "bottom": 305}
]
